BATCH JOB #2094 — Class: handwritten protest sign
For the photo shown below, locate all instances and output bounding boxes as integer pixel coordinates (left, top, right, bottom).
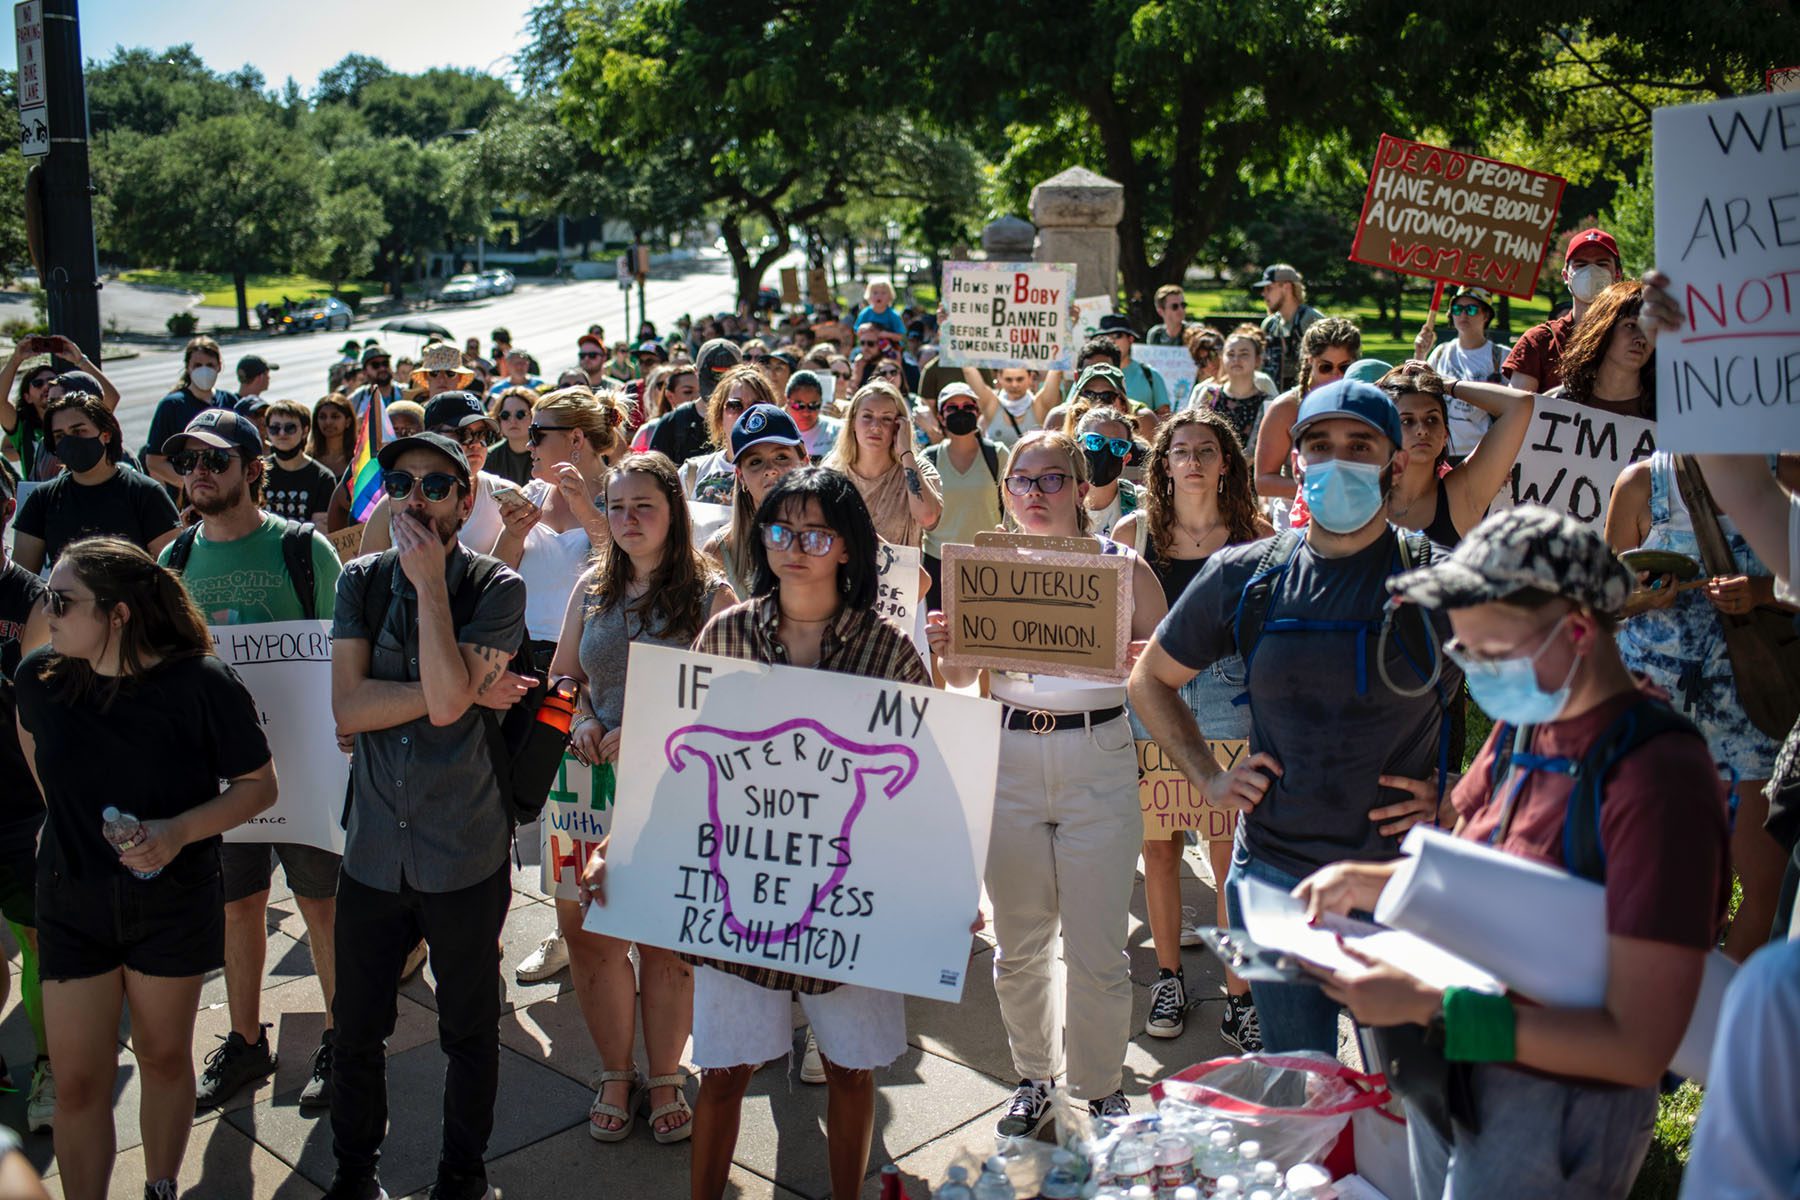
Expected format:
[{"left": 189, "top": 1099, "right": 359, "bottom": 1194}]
[
  {"left": 974, "top": 530, "right": 1094, "bottom": 553},
  {"left": 584, "top": 644, "right": 1000, "bottom": 1000},
  {"left": 1135, "top": 345, "right": 1198, "bottom": 410},
  {"left": 1768, "top": 66, "right": 1800, "bottom": 94},
  {"left": 540, "top": 753, "right": 614, "bottom": 901},
  {"left": 1138, "top": 738, "right": 1247, "bottom": 841},
  {"left": 940, "top": 261, "right": 1077, "bottom": 370},
  {"left": 942, "top": 539, "right": 1132, "bottom": 682},
  {"left": 1506, "top": 393, "right": 1656, "bottom": 530},
  {"left": 1652, "top": 91, "right": 1800, "bottom": 451},
  {"left": 325, "top": 523, "right": 365, "bottom": 562},
  {"left": 1072, "top": 295, "right": 1114, "bottom": 341},
  {"left": 688, "top": 501, "right": 731, "bottom": 548},
  {"left": 212, "top": 620, "right": 347, "bottom": 854},
  {"left": 873, "top": 541, "right": 927, "bottom": 666},
  {"left": 779, "top": 267, "right": 800, "bottom": 305},
  {"left": 807, "top": 267, "right": 832, "bottom": 307},
  {"left": 1350, "top": 135, "right": 1566, "bottom": 300}
]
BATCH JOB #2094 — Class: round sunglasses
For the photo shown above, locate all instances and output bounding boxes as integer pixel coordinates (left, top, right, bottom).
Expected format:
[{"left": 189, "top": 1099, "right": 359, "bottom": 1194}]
[{"left": 382, "top": 470, "right": 461, "bottom": 502}]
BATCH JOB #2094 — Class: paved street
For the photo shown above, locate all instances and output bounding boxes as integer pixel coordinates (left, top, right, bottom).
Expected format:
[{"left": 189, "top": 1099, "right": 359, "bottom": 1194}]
[{"left": 0, "top": 837, "right": 1238, "bottom": 1198}]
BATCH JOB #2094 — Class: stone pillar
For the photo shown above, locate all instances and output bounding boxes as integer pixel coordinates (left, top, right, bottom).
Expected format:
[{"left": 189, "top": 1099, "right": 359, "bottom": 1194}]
[
  {"left": 981, "top": 215, "right": 1037, "bottom": 261},
  {"left": 1029, "top": 167, "right": 1124, "bottom": 299}
]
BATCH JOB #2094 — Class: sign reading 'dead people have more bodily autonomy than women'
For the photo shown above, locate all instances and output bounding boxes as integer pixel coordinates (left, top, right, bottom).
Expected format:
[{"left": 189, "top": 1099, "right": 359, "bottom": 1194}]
[
  {"left": 1350, "top": 135, "right": 1566, "bottom": 300},
  {"left": 939, "top": 261, "right": 1077, "bottom": 371},
  {"left": 1653, "top": 90, "right": 1800, "bottom": 452},
  {"left": 1506, "top": 393, "right": 1657, "bottom": 531},
  {"left": 584, "top": 644, "right": 1001, "bottom": 1001},
  {"left": 941, "top": 536, "right": 1133, "bottom": 683},
  {"left": 211, "top": 620, "right": 348, "bottom": 854}
]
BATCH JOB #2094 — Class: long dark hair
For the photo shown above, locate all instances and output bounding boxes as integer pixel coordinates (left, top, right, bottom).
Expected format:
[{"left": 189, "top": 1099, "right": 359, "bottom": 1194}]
[
  {"left": 44, "top": 394, "right": 125, "bottom": 464},
  {"left": 748, "top": 467, "right": 880, "bottom": 609},
  {"left": 1377, "top": 363, "right": 1452, "bottom": 470},
  {"left": 587, "top": 452, "right": 718, "bottom": 642},
  {"left": 1143, "top": 408, "right": 1261, "bottom": 559},
  {"left": 1559, "top": 280, "right": 1654, "bottom": 412},
  {"left": 308, "top": 393, "right": 356, "bottom": 465},
  {"left": 12, "top": 359, "right": 56, "bottom": 452},
  {"left": 37, "top": 537, "right": 212, "bottom": 711}
]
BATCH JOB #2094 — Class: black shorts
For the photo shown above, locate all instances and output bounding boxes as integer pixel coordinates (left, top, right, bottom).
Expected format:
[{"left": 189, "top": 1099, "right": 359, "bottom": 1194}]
[
  {"left": 220, "top": 840, "right": 343, "bottom": 903},
  {"left": 0, "top": 818, "right": 40, "bottom": 928},
  {"left": 37, "top": 848, "right": 225, "bottom": 981}
]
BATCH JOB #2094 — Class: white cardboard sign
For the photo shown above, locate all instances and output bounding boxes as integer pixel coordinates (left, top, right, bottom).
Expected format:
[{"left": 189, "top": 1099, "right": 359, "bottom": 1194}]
[
  {"left": 1506, "top": 393, "right": 1656, "bottom": 531},
  {"left": 540, "top": 753, "right": 615, "bottom": 901},
  {"left": 939, "top": 261, "right": 1078, "bottom": 370},
  {"left": 1134, "top": 345, "right": 1197, "bottom": 411}
]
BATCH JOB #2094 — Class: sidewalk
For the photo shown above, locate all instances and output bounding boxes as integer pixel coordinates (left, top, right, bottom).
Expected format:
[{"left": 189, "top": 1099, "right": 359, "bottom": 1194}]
[{"left": 3, "top": 843, "right": 1238, "bottom": 1199}]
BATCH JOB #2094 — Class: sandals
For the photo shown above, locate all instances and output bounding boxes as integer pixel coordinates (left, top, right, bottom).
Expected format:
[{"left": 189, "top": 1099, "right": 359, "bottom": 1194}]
[
  {"left": 587, "top": 1068, "right": 640, "bottom": 1142},
  {"left": 643, "top": 1071, "right": 694, "bottom": 1145}
]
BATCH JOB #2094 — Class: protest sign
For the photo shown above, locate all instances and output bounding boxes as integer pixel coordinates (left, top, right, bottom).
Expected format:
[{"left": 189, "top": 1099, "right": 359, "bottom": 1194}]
[
  {"left": 779, "top": 267, "right": 800, "bottom": 305},
  {"left": 1072, "top": 295, "right": 1114, "bottom": 341},
  {"left": 540, "top": 753, "right": 615, "bottom": 901},
  {"left": 326, "top": 523, "right": 365, "bottom": 562},
  {"left": 942, "top": 539, "right": 1133, "bottom": 682},
  {"left": 1768, "top": 66, "right": 1800, "bottom": 94},
  {"left": 1506, "top": 393, "right": 1656, "bottom": 530},
  {"left": 1135, "top": 345, "right": 1198, "bottom": 410},
  {"left": 1137, "top": 738, "right": 1246, "bottom": 841},
  {"left": 974, "top": 530, "right": 1094, "bottom": 553},
  {"left": 688, "top": 501, "right": 731, "bottom": 547},
  {"left": 1350, "top": 135, "right": 1566, "bottom": 300},
  {"left": 1652, "top": 91, "right": 1800, "bottom": 451},
  {"left": 212, "top": 620, "right": 347, "bottom": 854},
  {"left": 807, "top": 266, "right": 832, "bottom": 307},
  {"left": 939, "top": 261, "right": 1077, "bottom": 370},
  {"left": 584, "top": 644, "right": 1000, "bottom": 1000},
  {"left": 873, "top": 541, "right": 927, "bottom": 666}
]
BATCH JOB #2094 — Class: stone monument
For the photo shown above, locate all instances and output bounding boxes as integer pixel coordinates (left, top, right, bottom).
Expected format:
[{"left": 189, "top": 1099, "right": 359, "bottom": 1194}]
[
  {"left": 1029, "top": 166, "right": 1124, "bottom": 300},
  {"left": 980, "top": 215, "right": 1037, "bottom": 261}
]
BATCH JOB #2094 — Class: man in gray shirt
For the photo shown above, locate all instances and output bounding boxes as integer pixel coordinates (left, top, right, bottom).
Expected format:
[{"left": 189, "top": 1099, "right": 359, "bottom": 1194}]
[{"left": 327, "top": 431, "right": 528, "bottom": 1200}]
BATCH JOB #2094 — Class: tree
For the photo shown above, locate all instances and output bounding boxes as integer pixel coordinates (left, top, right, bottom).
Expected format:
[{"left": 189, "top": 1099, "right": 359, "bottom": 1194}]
[
  {"left": 84, "top": 45, "right": 261, "bottom": 138},
  {"left": 305, "top": 185, "right": 388, "bottom": 292},
  {"left": 314, "top": 54, "right": 392, "bottom": 106},
  {"left": 322, "top": 134, "right": 486, "bottom": 301},
  {"left": 352, "top": 68, "right": 515, "bottom": 145},
  {"left": 105, "top": 113, "right": 320, "bottom": 328}
]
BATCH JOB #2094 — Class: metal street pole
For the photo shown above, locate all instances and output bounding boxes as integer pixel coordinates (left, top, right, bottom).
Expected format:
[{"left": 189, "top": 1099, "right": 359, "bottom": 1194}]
[{"left": 28, "top": 0, "right": 100, "bottom": 361}]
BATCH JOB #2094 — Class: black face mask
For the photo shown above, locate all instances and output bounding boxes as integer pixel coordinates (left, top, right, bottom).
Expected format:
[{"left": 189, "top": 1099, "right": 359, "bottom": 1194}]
[
  {"left": 941, "top": 408, "right": 980, "bottom": 437},
  {"left": 272, "top": 442, "right": 306, "bottom": 463},
  {"left": 1084, "top": 448, "right": 1124, "bottom": 488},
  {"left": 56, "top": 434, "right": 106, "bottom": 473}
]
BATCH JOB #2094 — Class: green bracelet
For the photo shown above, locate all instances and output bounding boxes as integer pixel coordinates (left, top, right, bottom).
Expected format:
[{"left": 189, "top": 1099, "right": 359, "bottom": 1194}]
[{"left": 1442, "top": 987, "right": 1516, "bottom": 1063}]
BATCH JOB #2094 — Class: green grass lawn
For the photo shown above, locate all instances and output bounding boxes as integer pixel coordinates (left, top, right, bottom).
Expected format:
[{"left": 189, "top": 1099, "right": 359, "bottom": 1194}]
[{"left": 116, "top": 270, "right": 378, "bottom": 310}]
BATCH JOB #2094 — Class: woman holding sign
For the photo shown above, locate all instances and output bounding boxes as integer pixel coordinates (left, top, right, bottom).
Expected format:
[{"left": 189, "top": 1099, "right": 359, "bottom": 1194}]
[
  {"left": 927, "top": 430, "right": 1168, "bottom": 1131},
  {"left": 821, "top": 381, "right": 942, "bottom": 547},
  {"left": 583, "top": 468, "right": 933, "bottom": 1199},
  {"left": 550, "top": 451, "right": 736, "bottom": 1143},
  {"left": 1377, "top": 363, "right": 1536, "bottom": 548},
  {"left": 1113, "top": 409, "right": 1273, "bottom": 1048}
]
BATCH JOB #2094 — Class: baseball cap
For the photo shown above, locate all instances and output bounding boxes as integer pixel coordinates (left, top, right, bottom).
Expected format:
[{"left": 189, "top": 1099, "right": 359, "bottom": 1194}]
[
  {"left": 937, "top": 382, "right": 978, "bottom": 407},
  {"left": 360, "top": 343, "right": 390, "bottom": 365},
  {"left": 163, "top": 407, "right": 265, "bottom": 459},
  {"left": 577, "top": 333, "right": 604, "bottom": 352},
  {"left": 1565, "top": 228, "right": 1620, "bottom": 266},
  {"left": 696, "top": 338, "right": 743, "bottom": 390},
  {"left": 1071, "top": 363, "right": 1128, "bottom": 400},
  {"left": 635, "top": 339, "right": 668, "bottom": 360},
  {"left": 1096, "top": 314, "right": 1141, "bottom": 341},
  {"left": 729, "top": 404, "right": 805, "bottom": 459},
  {"left": 376, "top": 431, "right": 471, "bottom": 487},
  {"left": 53, "top": 370, "right": 102, "bottom": 399},
  {"left": 1254, "top": 263, "right": 1304, "bottom": 289},
  {"left": 1388, "top": 505, "right": 1635, "bottom": 617},
  {"left": 234, "top": 395, "right": 272, "bottom": 417},
  {"left": 1449, "top": 286, "right": 1496, "bottom": 313},
  {"left": 422, "top": 391, "right": 490, "bottom": 430},
  {"left": 1291, "top": 379, "right": 1403, "bottom": 448},
  {"left": 1344, "top": 358, "right": 1392, "bottom": 385},
  {"left": 237, "top": 354, "right": 277, "bottom": 377}
]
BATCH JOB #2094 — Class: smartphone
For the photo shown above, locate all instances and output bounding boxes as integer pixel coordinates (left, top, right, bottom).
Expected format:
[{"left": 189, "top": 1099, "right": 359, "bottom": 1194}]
[{"left": 491, "top": 481, "right": 531, "bottom": 509}]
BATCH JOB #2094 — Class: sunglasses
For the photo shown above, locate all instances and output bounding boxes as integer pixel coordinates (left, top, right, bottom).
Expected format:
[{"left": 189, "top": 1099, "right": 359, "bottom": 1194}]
[
  {"left": 433, "top": 424, "right": 491, "bottom": 447},
  {"left": 1312, "top": 360, "right": 1345, "bottom": 376},
  {"left": 1449, "top": 303, "right": 1485, "bottom": 317},
  {"left": 170, "top": 448, "right": 237, "bottom": 476},
  {"left": 578, "top": 351, "right": 603, "bottom": 359},
  {"left": 1004, "top": 472, "right": 1070, "bottom": 496},
  {"left": 1079, "top": 432, "right": 1132, "bottom": 458},
  {"left": 746, "top": 355, "right": 773, "bottom": 365},
  {"left": 365, "top": 359, "right": 391, "bottom": 369},
  {"left": 940, "top": 403, "right": 978, "bottom": 416},
  {"left": 382, "top": 470, "right": 460, "bottom": 502},
  {"left": 527, "top": 424, "right": 573, "bottom": 446},
  {"left": 831, "top": 369, "right": 852, "bottom": 379},
  {"left": 26, "top": 376, "right": 53, "bottom": 389},
  {"left": 1076, "top": 388, "right": 1119, "bottom": 404},
  {"left": 41, "top": 588, "right": 103, "bottom": 618},
  {"left": 761, "top": 523, "right": 837, "bottom": 556},
  {"left": 722, "top": 399, "right": 747, "bottom": 413},
  {"left": 499, "top": 408, "right": 530, "bottom": 421},
  {"left": 874, "top": 365, "right": 902, "bottom": 377},
  {"left": 267, "top": 422, "right": 304, "bottom": 437},
  {"left": 787, "top": 400, "right": 822, "bottom": 412}
]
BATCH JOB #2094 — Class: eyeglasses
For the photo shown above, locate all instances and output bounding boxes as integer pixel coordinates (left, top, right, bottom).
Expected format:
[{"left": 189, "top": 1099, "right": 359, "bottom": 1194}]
[
  {"left": 499, "top": 408, "right": 530, "bottom": 421},
  {"left": 41, "top": 588, "right": 102, "bottom": 618},
  {"left": 433, "top": 424, "right": 491, "bottom": 447},
  {"left": 170, "top": 448, "right": 237, "bottom": 476},
  {"left": 527, "top": 424, "right": 573, "bottom": 446},
  {"left": 1004, "top": 472, "right": 1070, "bottom": 496},
  {"left": 578, "top": 351, "right": 603, "bottom": 359},
  {"left": 761, "top": 523, "right": 838, "bottom": 556},
  {"left": 1079, "top": 432, "right": 1132, "bottom": 458},
  {"left": 381, "top": 470, "right": 460, "bottom": 502},
  {"left": 1076, "top": 388, "right": 1119, "bottom": 404},
  {"left": 1448, "top": 303, "right": 1484, "bottom": 317},
  {"left": 267, "top": 422, "right": 304, "bottom": 437},
  {"left": 787, "top": 400, "right": 822, "bottom": 412}
]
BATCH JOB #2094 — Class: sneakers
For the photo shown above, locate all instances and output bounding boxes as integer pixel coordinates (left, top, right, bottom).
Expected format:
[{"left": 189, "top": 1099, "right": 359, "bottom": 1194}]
[
  {"left": 1145, "top": 969, "right": 1187, "bottom": 1039},
  {"left": 995, "top": 1079, "right": 1054, "bottom": 1139},
  {"left": 323, "top": 1175, "right": 389, "bottom": 1200},
  {"left": 515, "top": 932, "right": 569, "bottom": 982},
  {"left": 300, "top": 1030, "right": 334, "bottom": 1110},
  {"left": 1220, "top": 992, "right": 1263, "bottom": 1054},
  {"left": 402, "top": 939, "right": 429, "bottom": 982},
  {"left": 1179, "top": 904, "right": 1205, "bottom": 948},
  {"left": 25, "top": 1058, "right": 53, "bottom": 1133},
  {"left": 144, "top": 1180, "right": 178, "bottom": 1200},
  {"left": 195, "top": 1028, "right": 277, "bottom": 1109},
  {"left": 428, "top": 1169, "right": 493, "bottom": 1200},
  {"left": 1087, "top": 1090, "right": 1131, "bottom": 1120},
  {"left": 798, "top": 1028, "right": 826, "bottom": 1085}
]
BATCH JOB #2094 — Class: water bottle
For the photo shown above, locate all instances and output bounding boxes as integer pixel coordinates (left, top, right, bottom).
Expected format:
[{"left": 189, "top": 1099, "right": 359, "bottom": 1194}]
[
  {"left": 1128, "top": 1187, "right": 1156, "bottom": 1200},
  {"left": 1245, "top": 1190, "right": 1277, "bottom": 1200},
  {"left": 1281, "top": 1163, "right": 1331, "bottom": 1199},
  {"left": 1212, "top": 1176, "right": 1243, "bottom": 1200},
  {"left": 1173, "top": 1189, "right": 1200, "bottom": 1200},
  {"left": 933, "top": 1165, "right": 974, "bottom": 1200},
  {"left": 1234, "top": 1140, "right": 1264, "bottom": 1181},
  {"left": 101, "top": 807, "right": 161, "bottom": 880},
  {"left": 1250, "top": 1161, "right": 1282, "bottom": 1193},
  {"left": 1197, "top": 1128, "right": 1237, "bottom": 1192},
  {"left": 1039, "top": 1150, "right": 1085, "bottom": 1200},
  {"left": 1153, "top": 1132, "right": 1196, "bottom": 1198},
  {"left": 972, "top": 1156, "right": 1014, "bottom": 1200}
]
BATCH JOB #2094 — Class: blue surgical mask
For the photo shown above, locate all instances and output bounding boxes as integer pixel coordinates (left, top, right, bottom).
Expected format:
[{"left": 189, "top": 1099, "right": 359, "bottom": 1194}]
[
  {"left": 1451, "top": 616, "right": 1580, "bottom": 725},
  {"left": 1301, "top": 456, "right": 1387, "bottom": 533}
]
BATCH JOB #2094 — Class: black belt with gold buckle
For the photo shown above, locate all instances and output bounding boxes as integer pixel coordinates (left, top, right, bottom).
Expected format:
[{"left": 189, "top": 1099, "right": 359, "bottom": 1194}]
[{"left": 1001, "top": 704, "right": 1126, "bottom": 735}]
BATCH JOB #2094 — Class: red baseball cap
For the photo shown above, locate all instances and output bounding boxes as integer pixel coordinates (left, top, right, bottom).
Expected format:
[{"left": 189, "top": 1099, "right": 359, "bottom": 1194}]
[
  {"left": 577, "top": 333, "right": 604, "bottom": 351},
  {"left": 1565, "top": 228, "right": 1620, "bottom": 266}
]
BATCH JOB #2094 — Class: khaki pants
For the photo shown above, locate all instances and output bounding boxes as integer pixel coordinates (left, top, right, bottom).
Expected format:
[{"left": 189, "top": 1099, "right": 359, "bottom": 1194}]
[{"left": 985, "top": 713, "right": 1141, "bottom": 1100}]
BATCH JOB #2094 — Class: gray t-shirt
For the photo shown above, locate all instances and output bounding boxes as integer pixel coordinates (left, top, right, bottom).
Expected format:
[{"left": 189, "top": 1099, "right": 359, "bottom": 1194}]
[
  {"left": 578, "top": 581, "right": 729, "bottom": 730},
  {"left": 1155, "top": 530, "right": 1458, "bottom": 877}
]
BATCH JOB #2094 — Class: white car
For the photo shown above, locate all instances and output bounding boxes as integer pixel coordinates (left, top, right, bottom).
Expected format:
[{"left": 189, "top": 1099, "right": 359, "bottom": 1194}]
[
  {"left": 440, "top": 273, "right": 490, "bottom": 302},
  {"left": 480, "top": 268, "right": 516, "bottom": 295}
]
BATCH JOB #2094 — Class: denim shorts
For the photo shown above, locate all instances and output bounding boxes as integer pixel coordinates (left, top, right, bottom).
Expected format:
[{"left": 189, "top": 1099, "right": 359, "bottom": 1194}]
[{"left": 37, "top": 846, "right": 225, "bottom": 981}]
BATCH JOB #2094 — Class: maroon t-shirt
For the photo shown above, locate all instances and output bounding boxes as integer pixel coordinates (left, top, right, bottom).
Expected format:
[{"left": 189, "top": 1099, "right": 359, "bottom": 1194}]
[
  {"left": 1502, "top": 312, "right": 1576, "bottom": 392},
  {"left": 1452, "top": 687, "right": 1729, "bottom": 949}
]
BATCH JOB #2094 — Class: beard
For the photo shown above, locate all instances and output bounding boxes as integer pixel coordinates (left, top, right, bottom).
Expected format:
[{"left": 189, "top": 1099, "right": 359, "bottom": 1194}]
[{"left": 192, "top": 479, "right": 246, "bottom": 516}]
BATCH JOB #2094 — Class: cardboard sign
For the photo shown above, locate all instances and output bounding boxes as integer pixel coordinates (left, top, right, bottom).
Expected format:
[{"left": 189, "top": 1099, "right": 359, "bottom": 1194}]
[
  {"left": 807, "top": 266, "right": 832, "bottom": 306},
  {"left": 1135, "top": 345, "right": 1198, "bottom": 411},
  {"left": 780, "top": 267, "right": 801, "bottom": 305},
  {"left": 325, "top": 523, "right": 365, "bottom": 562},
  {"left": 941, "top": 541, "right": 1133, "bottom": 682},
  {"left": 1506, "top": 393, "right": 1656, "bottom": 530},
  {"left": 939, "top": 260, "right": 1078, "bottom": 370},
  {"left": 583, "top": 644, "right": 1001, "bottom": 1000},
  {"left": 1768, "top": 66, "right": 1800, "bottom": 94},
  {"left": 973, "top": 530, "right": 1096, "bottom": 553},
  {"left": 213, "top": 621, "right": 348, "bottom": 854},
  {"left": 873, "top": 541, "right": 927, "bottom": 666},
  {"left": 1652, "top": 91, "right": 1800, "bottom": 451},
  {"left": 1072, "top": 295, "right": 1114, "bottom": 341},
  {"left": 1350, "top": 135, "right": 1566, "bottom": 300},
  {"left": 1138, "top": 738, "right": 1246, "bottom": 841},
  {"left": 540, "top": 753, "right": 614, "bottom": 901}
]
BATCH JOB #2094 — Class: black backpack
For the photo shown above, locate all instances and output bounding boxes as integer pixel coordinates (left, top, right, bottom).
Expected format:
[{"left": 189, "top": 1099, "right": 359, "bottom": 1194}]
[{"left": 165, "top": 518, "right": 319, "bottom": 619}]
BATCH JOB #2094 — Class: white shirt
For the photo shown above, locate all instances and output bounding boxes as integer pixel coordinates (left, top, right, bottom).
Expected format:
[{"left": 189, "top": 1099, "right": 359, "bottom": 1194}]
[
  {"left": 1427, "top": 340, "right": 1506, "bottom": 457},
  {"left": 516, "top": 481, "right": 595, "bottom": 642},
  {"left": 458, "top": 471, "right": 508, "bottom": 555}
]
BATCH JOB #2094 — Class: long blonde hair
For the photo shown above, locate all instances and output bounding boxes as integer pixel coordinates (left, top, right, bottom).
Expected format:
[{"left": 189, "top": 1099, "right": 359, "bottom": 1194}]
[
  {"left": 1004, "top": 429, "right": 1091, "bottom": 534},
  {"left": 822, "top": 381, "right": 912, "bottom": 475}
]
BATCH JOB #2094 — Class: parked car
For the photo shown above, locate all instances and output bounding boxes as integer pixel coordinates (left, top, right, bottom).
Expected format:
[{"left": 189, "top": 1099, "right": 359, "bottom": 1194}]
[
  {"left": 480, "top": 268, "right": 516, "bottom": 295},
  {"left": 280, "top": 296, "right": 353, "bottom": 332},
  {"left": 440, "top": 274, "right": 490, "bottom": 302}
]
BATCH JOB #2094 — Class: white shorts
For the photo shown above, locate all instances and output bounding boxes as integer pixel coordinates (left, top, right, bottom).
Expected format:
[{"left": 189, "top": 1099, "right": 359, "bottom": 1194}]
[{"left": 691, "top": 965, "right": 907, "bottom": 1071}]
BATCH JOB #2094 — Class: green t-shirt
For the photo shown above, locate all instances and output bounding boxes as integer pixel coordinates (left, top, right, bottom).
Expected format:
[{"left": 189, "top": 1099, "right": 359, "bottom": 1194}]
[{"left": 158, "top": 514, "right": 343, "bottom": 625}]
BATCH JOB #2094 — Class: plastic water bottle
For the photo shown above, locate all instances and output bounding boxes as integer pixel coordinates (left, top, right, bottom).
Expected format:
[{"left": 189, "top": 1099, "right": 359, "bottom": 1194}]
[
  {"left": 1173, "top": 1188, "right": 1200, "bottom": 1200},
  {"left": 1109, "top": 1135, "right": 1160, "bottom": 1194},
  {"left": 973, "top": 1156, "right": 1014, "bottom": 1200},
  {"left": 1197, "top": 1127, "right": 1237, "bottom": 1192},
  {"left": 933, "top": 1165, "right": 974, "bottom": 1200},
  {"left": 1234, "top": 1140, "right": 1264, "bottom": 1181},
  {"left": 1281, "top": 1163, "right": 1331, "bottom": 1199},
  {"left": 101, "top": 807, "right": 161, "bottom": 880},
  {"left": 1128, "top": 1187, "right": 1156, "bottom": 1200},
  {"left": 1250, "top": 1161, "right": 1282, "bottom": 1190},
  {"left": 1039, "top": 1150, "right": 1085, "bottom": 1200},
  {"left": 1212, "top": 1176, "right": 1243, "bottom": 1200},
  {"left": 1153, "top": 1132, "right": 1196, "bottom": 1198},
  {"left": 1245, "top": 1190, "right": 1277, "bottom": 1200}
]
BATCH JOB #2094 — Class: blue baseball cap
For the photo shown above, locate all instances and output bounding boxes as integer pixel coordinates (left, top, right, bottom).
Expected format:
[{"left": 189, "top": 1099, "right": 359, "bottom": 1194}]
[
  {"left": 729, "top": 404, "right": 804, "bottom": 459},
  {"left": 1291, "top": 379, "right": 1403, "bottom": 448}
]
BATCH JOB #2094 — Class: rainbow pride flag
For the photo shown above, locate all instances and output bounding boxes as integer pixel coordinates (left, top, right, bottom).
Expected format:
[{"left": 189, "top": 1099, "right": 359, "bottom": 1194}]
[{"left": 349, "top": 390, "right": 396, "bottom": 523}]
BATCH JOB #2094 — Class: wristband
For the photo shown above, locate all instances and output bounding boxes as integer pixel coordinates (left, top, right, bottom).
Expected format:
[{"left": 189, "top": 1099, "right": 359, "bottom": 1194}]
[
  {"left": 1444, "top": 378, "right": 1458, "bottom": 400},
  {"left": 1442, "top": 986, "right": 1516, "bottom": 1063}
]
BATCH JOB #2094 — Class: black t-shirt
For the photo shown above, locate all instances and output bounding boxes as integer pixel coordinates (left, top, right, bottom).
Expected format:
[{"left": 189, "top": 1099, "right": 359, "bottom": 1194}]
[
  {"left": 484, "top": 440, "right": 534, "bottom": 488},
  {"left": 647, "top": 402, "right": 712, "bottom": 466},
  {"left": 13, "top": 466, "right": 181, "bottom": 568},
  {"left": 13, "top": 647, "right": 271, "bottom": 879},
  {"left": 263, "top": 456, "right": 339, "bottom": 522},
  {"left": 0, "top": 561, "right": 47, "bottom": 828}
]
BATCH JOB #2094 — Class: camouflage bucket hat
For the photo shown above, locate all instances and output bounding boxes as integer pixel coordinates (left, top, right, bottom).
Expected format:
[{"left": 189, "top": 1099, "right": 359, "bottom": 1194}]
[{"left": 1388, "top": 505, "right": 1635, "bottom": 616}]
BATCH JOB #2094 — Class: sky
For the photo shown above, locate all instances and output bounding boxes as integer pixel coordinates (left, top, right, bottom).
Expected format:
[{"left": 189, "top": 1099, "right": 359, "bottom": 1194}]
[{"left": 33, "top": 0, "right": 537, "bottom": 90}]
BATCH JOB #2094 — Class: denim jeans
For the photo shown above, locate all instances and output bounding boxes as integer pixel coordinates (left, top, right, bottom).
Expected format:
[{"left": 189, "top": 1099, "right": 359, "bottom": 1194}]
[{"left": 1222, "top": 838, "right": 1344, "bottom": 1056}]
